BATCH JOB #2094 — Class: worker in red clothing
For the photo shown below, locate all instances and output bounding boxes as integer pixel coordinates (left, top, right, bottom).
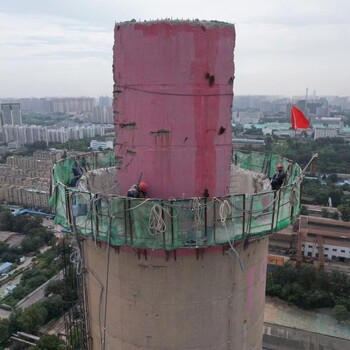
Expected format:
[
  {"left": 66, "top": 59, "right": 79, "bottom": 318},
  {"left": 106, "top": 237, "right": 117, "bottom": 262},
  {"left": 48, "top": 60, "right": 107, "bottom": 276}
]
[
  {"left": 271, "top": 164, "right": 286, "bottom": 191},
  {"left": 127, "top": 181, "right": 149, "bottom": 198}
]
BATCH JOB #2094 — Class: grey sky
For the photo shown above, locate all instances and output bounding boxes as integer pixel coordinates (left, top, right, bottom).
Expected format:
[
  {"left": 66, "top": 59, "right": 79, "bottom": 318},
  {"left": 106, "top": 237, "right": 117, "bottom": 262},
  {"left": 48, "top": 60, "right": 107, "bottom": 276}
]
[{"left": 0, "top": 0, "right": 349, "bottom": 98}]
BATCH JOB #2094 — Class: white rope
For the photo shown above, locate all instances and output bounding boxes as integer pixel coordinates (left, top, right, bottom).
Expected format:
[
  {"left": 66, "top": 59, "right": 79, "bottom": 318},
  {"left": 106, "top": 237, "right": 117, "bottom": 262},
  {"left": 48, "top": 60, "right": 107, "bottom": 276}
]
[
  {"left": 214, "top": 198, "right": 244, "bottom": 271},
  {"left": 190, "top": 197, "right": 204, "bottom": 246},
  {"left": 190, "top": 197, "right": 204, "bottom": 226},
  {"left": 148, "top": 204, "right": 166, "bottom": 236},
  {"left": 70, "top": 247, "right": 82, "bottom": 275},
  {"left": 219, "top": 199, "right": 232, "bottom": 223},
  {"left": 290, "top": 183, "right": 299, "bottom": 206},
  {"left": 126, "top": 198, "right": 152, "bottom": 210}
]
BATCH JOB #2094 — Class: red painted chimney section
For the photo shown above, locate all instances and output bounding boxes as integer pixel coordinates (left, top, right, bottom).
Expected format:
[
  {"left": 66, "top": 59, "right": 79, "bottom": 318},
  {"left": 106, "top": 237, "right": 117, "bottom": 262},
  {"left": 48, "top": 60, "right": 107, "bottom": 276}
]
[{"left": 114, "top": 21, "right": 235, "bottom": 199}]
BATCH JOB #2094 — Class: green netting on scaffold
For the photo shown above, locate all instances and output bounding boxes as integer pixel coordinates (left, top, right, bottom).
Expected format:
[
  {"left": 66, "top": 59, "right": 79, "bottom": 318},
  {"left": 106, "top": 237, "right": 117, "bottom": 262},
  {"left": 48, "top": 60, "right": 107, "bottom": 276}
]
[{"left": 50, "top": 151, "right": 303, "bottom": 250}]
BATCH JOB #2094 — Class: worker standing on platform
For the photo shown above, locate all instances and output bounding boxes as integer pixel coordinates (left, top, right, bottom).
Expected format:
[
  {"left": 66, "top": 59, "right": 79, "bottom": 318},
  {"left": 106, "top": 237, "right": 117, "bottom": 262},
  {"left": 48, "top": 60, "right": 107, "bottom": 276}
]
[
  {"left": 69, "top": 166, "right": 83, "bottom": 187},
  {"left": 271, "top": 164, "right": 286, "bottom": 191},
  {"left": 127, "top": 181, "right": 149, "bottom": 198}
]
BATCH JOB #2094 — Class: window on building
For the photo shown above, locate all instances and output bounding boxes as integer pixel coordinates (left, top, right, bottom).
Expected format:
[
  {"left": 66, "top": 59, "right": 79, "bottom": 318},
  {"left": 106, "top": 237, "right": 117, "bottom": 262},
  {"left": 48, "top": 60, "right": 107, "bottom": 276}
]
[
  {"left": 325, "top": 247, "right": 329, "bottom": 251},
  {"left": 341, "top": 250, "right": 345, "bottom": 253},
  {"left": 307, "top": 252, "right": 312, "bottom": 257},
  {"left": 333, "top": 249, "right": 337, "bottom": 251}
]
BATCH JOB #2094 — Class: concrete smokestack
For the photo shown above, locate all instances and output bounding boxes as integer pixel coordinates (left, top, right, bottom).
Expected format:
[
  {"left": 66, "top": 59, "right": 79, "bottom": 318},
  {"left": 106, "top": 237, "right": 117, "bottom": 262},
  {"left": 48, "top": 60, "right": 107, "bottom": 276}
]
[
  {"left": 81, "top": 20, "right": 268, "bottom": 350},
  {"left": 114, "top": 21, "right": 235, "bottom": 199}
]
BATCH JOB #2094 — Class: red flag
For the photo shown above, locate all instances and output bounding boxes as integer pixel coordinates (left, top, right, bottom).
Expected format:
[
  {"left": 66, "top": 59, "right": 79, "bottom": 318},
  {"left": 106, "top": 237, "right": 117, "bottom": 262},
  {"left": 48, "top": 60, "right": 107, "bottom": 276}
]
[{"left": 291, "top": 105, "right": 310, "bottom": 129}]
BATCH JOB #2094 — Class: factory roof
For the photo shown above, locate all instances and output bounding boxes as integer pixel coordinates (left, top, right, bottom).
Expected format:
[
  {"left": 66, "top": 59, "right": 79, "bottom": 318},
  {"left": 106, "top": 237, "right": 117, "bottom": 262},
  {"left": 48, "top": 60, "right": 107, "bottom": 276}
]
[
  {"left": 0, "top": 262, "right": 13, "bottom": 273},
  {"left": 265, "top": 296, "right": 350, "bottom": 340}
]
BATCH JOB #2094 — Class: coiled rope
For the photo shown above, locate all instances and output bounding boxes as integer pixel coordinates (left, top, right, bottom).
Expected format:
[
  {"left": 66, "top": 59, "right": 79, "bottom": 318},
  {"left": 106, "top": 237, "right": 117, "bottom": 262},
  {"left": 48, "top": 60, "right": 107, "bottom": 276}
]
[
  {"left": 215, "top": 198, "right": 244, "bottom": 271},
  {"left": 148, "top": 204, "right": 166, "bottom": 236}
]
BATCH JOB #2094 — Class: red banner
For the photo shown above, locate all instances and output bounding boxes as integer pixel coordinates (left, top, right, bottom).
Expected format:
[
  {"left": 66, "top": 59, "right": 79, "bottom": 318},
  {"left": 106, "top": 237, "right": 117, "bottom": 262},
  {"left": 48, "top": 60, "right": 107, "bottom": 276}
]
[{"left": 291, "top": 106, "right": 310, "bottom": 129}]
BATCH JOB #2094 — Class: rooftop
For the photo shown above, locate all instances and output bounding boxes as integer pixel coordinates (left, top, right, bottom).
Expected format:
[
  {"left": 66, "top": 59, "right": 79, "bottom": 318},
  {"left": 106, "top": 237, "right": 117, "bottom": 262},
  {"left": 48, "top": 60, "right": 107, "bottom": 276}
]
[{"left": 265, "top": 296, "right": 350, "bottom": 340}]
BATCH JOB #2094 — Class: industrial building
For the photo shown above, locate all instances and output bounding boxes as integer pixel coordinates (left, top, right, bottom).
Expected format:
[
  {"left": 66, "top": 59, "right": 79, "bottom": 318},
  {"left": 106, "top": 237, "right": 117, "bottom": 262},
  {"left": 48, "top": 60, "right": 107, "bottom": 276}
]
[
  {"left": 50, "top": 20, "right": 304, "bottom": 350},
  {"left": 299, "top": 215, "right": 350, "bottom": 264},
  {"left": 268, "top": 214, "right": 350, "bottom": 269},
  {"left": 0, "top": 262, "right": 13, "bottom": 275}
]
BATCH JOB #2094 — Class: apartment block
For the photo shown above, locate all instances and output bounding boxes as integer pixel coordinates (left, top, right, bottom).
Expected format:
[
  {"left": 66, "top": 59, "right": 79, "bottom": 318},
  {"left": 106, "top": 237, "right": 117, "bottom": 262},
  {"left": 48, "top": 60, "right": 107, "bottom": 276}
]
[
  {"left": 51, "top": 97, "right": 95, "bottom": 114},
  {"left": 1, "top": 103, "right": 22, "bottom": 126},
  {"left": 0, "top": 150, "right": 63, "bottom": 209},
  {"left": 91, "top": 106, "right": 113, "bottom": 124}
]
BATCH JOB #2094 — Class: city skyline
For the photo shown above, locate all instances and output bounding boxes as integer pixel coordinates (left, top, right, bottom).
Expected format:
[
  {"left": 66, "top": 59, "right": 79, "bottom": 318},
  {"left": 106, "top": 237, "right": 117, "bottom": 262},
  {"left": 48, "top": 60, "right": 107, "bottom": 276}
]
[{"left": 1, "top": 0, "right": 349, "bottom": 98}]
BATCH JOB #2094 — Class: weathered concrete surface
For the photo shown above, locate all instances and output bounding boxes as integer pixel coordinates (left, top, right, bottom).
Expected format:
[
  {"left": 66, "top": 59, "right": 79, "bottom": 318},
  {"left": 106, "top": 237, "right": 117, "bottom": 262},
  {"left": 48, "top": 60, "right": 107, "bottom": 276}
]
[
  {"left": 114, "top": 21, "right": 235, "bottom": 200},
  {"left": 230, "top": 165, "right": 270, "bottom": 195},
  {"left": 83, "top": 237, "right": 268, "bottom": 350},
  {"left": 84, "top": 165, "right": 270, "bottom": 197},
  {"left": 85, "top": 168, "right": 119, "bottom": 194}
]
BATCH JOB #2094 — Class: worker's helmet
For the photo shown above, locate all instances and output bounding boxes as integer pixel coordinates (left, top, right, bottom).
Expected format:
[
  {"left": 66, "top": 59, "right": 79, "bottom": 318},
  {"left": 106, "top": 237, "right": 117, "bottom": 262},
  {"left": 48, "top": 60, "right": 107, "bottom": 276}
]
[
  {"left": 139, "top": 181, "right": 149, "bottom": 192},
  {"left": 277, "top": 163, "right": 283, "bottom": 169}
]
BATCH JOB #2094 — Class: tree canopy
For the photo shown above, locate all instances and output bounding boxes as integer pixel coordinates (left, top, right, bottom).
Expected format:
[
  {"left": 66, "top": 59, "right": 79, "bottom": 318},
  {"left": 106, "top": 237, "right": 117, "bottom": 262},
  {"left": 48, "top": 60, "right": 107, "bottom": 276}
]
[{"left": 267, "top": 263, "right": 350, "bottom": 317}]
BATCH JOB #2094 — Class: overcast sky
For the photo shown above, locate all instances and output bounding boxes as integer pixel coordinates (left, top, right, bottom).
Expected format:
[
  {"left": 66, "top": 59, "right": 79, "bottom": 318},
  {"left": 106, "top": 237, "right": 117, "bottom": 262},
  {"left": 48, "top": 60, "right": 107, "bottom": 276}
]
[{"left": 0, "top": 0, "right": 349, "bottom": 98}]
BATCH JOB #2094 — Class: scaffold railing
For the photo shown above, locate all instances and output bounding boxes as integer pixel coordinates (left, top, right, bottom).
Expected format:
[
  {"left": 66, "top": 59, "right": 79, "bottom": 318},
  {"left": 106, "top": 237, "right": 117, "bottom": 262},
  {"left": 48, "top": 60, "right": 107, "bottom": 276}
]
[{"left": 49, "top": 151, "right": 302, "bottom": 250}]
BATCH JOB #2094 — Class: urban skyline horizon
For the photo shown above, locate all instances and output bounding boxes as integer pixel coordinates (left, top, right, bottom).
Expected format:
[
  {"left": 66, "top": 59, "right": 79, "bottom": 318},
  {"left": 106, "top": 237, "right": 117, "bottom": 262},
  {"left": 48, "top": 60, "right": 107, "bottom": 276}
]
[
  {"left": 1, "top": 1, "right": 349, "bottom": 98},
  {"left": 1, "top": 93, "right": 349, "bottom": 100}
]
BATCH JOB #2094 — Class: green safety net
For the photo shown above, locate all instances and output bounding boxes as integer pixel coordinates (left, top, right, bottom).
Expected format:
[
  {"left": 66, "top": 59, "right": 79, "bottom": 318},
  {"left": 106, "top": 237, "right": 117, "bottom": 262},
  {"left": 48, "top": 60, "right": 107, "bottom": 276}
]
[{"left": 50, "top": 151, "right": 302, "bottom": 250}]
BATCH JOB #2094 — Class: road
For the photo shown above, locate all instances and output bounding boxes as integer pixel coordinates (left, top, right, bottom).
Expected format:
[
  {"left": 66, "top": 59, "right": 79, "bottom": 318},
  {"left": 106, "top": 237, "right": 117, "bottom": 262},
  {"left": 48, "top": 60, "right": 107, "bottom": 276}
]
[
  {"left": 0, "top": 270, "right": 63, "bottom": 319},
  {"left": 15, "top": 271, "right": 63, "bottom": 310}
]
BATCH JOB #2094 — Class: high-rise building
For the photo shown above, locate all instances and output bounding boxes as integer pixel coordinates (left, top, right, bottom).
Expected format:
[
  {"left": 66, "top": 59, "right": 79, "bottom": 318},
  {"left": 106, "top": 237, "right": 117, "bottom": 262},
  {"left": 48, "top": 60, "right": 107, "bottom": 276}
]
[
  {"left": 51, "top": 97, "right": 95, "bottom": 114},
  {"left": 98, "top": 95, "right": 112, "bottom": 107},
  {"left": 91, "top": 106, "right": 113, "bottom": 124},
  {"left": 1, "top": 103, "right": 22, "bottom": 126}
]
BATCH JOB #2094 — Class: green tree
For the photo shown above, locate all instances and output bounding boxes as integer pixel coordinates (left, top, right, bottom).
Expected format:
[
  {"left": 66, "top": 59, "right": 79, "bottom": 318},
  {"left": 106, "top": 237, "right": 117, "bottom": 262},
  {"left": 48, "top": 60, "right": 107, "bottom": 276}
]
[
  {"left": 332, "top": 304, "right": 350, "bottom": 323},
  {"left": 44, "top": 279, "right": 65, "bottom": 297},
  {"left": 0, "top": 241, "right": 8, "bottom": 254},
  {"left": 328, "top": 189, "right": 344, "bottom": 207},
  {"left": 0, "top": 319, "right": 10, "bottom": 345},
  {"left": 18, "top": 303, "right": 48, "bottom": 333},
  {"left": 26, "top": 274, "right": 48, "bottom": 289},
  {"left": 36, "top": 335, "right": 64, "bottom": 350},
  {"left": 0, "top": 211, "right": 14, "bottom": 231},
  {"left": 327, "top": 173, "right": 338, "bottom": 184},
  {"left": 41, "top": 295, "right": 65, "bottom": 320},
  {"left": 8, "top": 308, "right": 23, "bottom": 334},
  {"left": 11, "top": 285, "right": 30, "bottom": 301},
  {"left": 21, "top": 235, "right": 42, "bottom": 253},
  {"left": 338, "top": 204, "right": 350, "bottom": 221},
  {"left": 300, "top": 205, "right": 309, "bottom": 215},
  {"left": 343, "top": 183, "right": 350, "bottom": 191},
  {"left": 266, "top": 263, "right": 350, "bottom": 310}
]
